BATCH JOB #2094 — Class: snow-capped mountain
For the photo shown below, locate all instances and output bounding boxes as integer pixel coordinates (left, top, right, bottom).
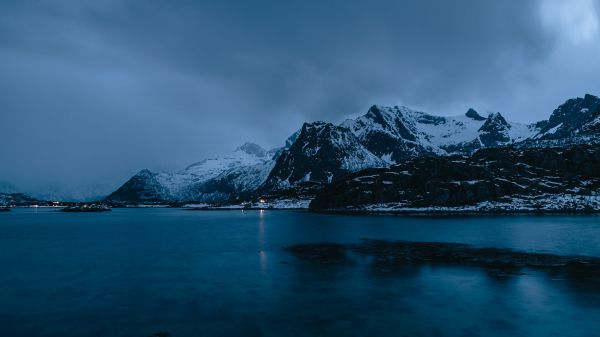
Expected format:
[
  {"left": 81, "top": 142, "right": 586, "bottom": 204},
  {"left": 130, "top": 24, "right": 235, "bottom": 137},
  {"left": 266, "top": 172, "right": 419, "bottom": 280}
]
[
  {"left": 533, "top": 94, "right": 600, "bottom": 140},
  {"left": 261, "top": 105, "right": 535, "bottom": 190},
  {"left": 261, "top": 121, "right": 386, "bottom": 190},
  {"left": 106, "top": 94, "right": 600, "bottom": 205},
  {"left": 343, "top": 105, "right": 534, "bottom": 163},
  {"left": 105, "top": 143, "right": 278, "bottom": 204}
]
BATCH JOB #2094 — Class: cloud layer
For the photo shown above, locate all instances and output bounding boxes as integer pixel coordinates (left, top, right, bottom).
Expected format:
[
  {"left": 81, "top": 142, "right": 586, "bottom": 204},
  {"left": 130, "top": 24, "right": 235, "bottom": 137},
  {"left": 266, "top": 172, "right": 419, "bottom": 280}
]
[{"left": 0, "top": 0, "right": 599, "bottom": 198}]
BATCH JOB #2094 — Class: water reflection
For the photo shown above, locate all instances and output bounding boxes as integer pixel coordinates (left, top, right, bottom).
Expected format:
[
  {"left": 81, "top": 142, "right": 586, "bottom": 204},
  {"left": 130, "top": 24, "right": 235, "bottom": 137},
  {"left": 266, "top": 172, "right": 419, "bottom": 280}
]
[
  {"left": 0, "top": 209, "right": 599, "bottom": 337},
  {"left": 258, "top": 209, "right": 267, "bottom": 272}
]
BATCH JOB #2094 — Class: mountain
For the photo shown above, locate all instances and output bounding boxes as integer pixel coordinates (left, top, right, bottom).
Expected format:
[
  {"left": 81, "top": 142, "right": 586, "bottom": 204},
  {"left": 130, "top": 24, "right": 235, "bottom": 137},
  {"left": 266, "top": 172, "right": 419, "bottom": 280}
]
[
  {"left": 310, "top": 144, "right": 600, "bottom": 212},
  {"left": 0, "top": 193, "right": 42, "bottom": 207},
  {"left": 106, "top": 93, "right": 600, "bottom": 206},
  {"left": 342, "top": 105, "right": 534, "bottom": 163},
  {"left": 105, "top": 143, "right": 278, "bottom": 204},
  {"left": 26, "top": 185, "right": 111, "bottom": 202},
  {"left": 533, "top": 94, "right": 600, "bottom": 140},
  {"left": 261, "top": 121, "right": 385, "bottom": 190},
  {"left": 261, "top": 105, "right": 534, "bottom": 191}
]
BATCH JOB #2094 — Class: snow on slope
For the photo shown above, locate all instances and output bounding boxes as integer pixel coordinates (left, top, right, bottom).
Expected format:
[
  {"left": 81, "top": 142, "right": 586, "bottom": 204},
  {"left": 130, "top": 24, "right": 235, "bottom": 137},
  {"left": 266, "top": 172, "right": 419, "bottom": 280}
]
[
  {"left": 343, "top": 105, "right": 537, "bottom": 162},
  {"left": 106, "top": 142, "right": 279, "bottom": 203},
  {"left": 154, "top": 143, "right": 274, "bottom": 199},
  {"left": 107, "top": 95, "right": 598, "bottom": 204}
]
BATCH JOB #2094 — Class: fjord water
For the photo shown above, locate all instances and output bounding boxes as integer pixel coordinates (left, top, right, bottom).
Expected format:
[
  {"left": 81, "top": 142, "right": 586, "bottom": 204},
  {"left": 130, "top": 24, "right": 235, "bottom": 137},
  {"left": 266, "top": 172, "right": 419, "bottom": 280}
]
[{"left": 0, "top": 209, "right": 599, "bottom": 337}]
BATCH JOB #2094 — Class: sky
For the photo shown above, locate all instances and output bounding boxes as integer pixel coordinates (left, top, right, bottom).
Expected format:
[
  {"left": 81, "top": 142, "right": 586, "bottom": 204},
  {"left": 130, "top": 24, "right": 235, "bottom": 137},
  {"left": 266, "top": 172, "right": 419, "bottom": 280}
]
[{"left": 1, "top": 0, "right": 599, "bottom": 199}]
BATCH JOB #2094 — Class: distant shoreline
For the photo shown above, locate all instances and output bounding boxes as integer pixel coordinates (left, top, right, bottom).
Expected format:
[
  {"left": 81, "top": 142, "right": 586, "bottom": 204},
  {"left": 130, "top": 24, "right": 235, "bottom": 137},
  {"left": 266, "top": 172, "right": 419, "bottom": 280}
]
[{"left": 5, "top": 204, "right": 600, "bottom": 216}]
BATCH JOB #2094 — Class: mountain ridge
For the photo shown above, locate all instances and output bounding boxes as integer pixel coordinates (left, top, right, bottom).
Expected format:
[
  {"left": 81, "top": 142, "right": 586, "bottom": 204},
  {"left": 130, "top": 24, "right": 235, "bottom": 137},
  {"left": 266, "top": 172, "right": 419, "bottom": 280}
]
[{"left": 105, "top": 93, "right": 600, "bottom": 205}]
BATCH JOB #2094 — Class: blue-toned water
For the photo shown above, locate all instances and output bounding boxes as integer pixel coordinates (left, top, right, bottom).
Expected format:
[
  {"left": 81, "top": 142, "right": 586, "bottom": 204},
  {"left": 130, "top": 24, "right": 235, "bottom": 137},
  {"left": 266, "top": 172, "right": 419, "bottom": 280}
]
[{"left": 0, "top": 209, "right": 599, "bottom": 337}]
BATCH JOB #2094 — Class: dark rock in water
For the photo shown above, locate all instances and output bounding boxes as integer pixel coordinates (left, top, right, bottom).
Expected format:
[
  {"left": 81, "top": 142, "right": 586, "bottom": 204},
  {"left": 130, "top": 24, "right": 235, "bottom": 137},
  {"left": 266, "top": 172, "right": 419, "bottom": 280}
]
[
  {"left": 285, "top": 243, "right": 348, "bottom": 264},
  {"left": 285, "top": 240, "right": 600, "bottom": 277},
  {"left": 0, "top": 207, "right": 10, "bottom": 212},
  {"left": 147, "top": 332, "right": 171, "bottom": 337},
  {"left": 310, "top": 144, "right": 600, "bottom": 210},
  {"left": 62, "top": 205, "right": 111, "bottom": 212}
]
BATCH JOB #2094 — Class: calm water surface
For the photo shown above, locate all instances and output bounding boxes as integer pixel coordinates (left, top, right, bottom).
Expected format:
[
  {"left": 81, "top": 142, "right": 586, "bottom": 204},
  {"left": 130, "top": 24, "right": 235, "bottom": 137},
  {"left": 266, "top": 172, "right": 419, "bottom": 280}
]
[{"left": 0, "top": 208, "right": 599, "bottom": 337}]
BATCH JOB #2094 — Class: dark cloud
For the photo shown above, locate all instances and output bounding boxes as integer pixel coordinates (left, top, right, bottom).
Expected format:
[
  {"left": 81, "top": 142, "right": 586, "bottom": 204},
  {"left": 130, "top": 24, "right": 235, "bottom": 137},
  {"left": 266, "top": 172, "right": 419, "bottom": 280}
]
[{"left": 0, "top": 0, "right": 598, "bottom": 198}]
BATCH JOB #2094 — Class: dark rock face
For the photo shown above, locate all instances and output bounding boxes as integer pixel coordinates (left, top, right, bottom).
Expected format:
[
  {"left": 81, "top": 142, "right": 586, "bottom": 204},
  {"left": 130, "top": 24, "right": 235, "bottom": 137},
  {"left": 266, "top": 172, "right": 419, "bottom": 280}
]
[
  {"left": 466, "top": 108, "right": 486, "bottom": 121},
  {"left": 579, "top": 104, "right": 600, "bottom": 135},
  {"left": 104, "top": 169, "right": 165, "bottom": 204},
  {"left": 344, "top": 105, "right": 438, "bottom": 163},
  {"left": 478, "top": 112, "right": 512, "bottom": 147},
  {"left": 310, "top": 144, "right": 600, "bottom": 210},
  {"left": 535, "top": 94, "right": 600, "bottom": 140},
  {"left": 261, "top": 121, "right": 384, "bottom": 190}
]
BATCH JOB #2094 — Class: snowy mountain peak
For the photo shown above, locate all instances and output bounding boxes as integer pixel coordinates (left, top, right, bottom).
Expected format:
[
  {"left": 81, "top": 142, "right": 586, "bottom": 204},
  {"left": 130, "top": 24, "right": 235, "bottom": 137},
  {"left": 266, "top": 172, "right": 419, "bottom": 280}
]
[
  {"left": 301, "top": 121, "right": 329, "bottom": 133},
  {"left": 465, "top": 108, "right": 486, "bottom": 121},
  {"left": 533, "top": 94, "right": 600, "bottom": 140},
  {"left": 106, "top": 93, "right": 599, "bottom": 205},
  {"left": 262, "top": 120, "right": 385, "bottom": 189},
  {"left": 285, "top": 130, "right": 301, "bottom": 148},
  {"left": 482, "top": 112, "right": 510, "bottom": 129},
  {"left": 477, "top": 112, "right": 513, "bottom": 147}
]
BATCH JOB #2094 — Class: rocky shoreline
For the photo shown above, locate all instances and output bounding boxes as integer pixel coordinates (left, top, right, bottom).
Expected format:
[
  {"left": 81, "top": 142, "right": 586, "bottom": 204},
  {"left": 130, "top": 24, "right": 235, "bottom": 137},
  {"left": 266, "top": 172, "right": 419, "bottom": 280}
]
[{"left": 61, "top": 205, "right": 111, "bottom": 212}]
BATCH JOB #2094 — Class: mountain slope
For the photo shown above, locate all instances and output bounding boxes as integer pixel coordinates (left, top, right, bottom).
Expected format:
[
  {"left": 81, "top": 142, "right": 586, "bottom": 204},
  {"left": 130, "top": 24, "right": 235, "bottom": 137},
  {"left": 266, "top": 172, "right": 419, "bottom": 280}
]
[
  {"left": 105, "top": 143, "right": 277, "bottom": 204},
  {"left": 0, "top": 193, "right": 43, "bottom": 207},
  {"left": 105, "top": 93, "right": 600, "bottom": 206},
  {"left": 310, "top": 144, "right": 600, "bottom": 211},
  {"left": 343, "top": 105, "right": 535, "bottom": 163},
  {"left": 533, "top": 94, "right": 600, "bottom": 140},
  {"left": 261, "top": 122, "right": 385, "bottom": 191}
]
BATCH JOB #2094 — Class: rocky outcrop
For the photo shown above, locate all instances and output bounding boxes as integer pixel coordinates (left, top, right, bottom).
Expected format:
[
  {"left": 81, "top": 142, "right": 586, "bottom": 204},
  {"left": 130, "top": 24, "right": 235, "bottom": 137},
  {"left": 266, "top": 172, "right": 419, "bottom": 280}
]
[
  {"left": 465, "top": 108, "right": 486, "bottom": 121},
  {"left": 310, "top": 144, "right": 600, "bottom": 210},
  {"left": 261, "top": 121, "right": 385, "bottom": 190},
  {"left": 533, "top": 94, "right": 600, "bottom": 140},
  {"left": 478, "top": 112, "right": 512, "bottom": 147}
]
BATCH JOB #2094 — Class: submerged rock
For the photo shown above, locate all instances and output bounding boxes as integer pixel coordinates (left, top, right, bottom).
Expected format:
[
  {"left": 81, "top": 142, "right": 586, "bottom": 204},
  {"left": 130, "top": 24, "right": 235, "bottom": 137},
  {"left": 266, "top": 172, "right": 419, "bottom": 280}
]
[{"left": 285, "top": 240, "right": 600, "bottom": 277}]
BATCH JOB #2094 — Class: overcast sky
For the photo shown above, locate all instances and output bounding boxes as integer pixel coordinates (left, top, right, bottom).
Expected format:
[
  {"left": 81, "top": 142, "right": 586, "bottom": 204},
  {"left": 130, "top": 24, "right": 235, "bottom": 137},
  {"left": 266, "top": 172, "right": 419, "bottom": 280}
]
[{"left": 1, "top": 0, "right": 599, "bottom": 198}]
